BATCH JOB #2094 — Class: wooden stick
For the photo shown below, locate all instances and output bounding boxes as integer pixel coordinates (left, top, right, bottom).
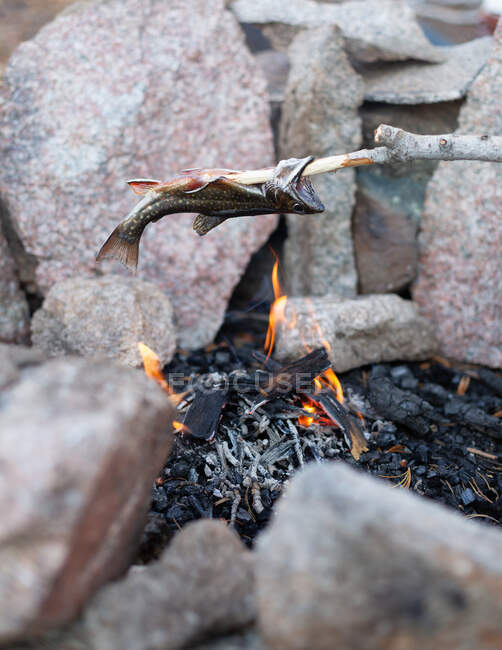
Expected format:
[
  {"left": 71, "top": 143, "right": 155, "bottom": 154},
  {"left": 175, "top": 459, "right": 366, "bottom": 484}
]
[{"left": 226, "top": 124, "right": 502, "bottom": 185}]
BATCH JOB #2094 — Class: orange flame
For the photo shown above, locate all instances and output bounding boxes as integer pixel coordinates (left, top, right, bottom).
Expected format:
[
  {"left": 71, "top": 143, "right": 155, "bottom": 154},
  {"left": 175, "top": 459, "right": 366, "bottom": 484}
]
[
  {"left": 173, "top": 420, "right": 191, "bottom": 435},
  {"left": 298, "top": 402, "right": 316, "bottom": 427},
  {"left": 263, "top": 255, "right": 346, "bottom": 429},
  {"left": 137, "top": 342, "right": 184, "bottom": 406},
  {"left": 264, "top": 254, "right": 288, "bottom": 360}
]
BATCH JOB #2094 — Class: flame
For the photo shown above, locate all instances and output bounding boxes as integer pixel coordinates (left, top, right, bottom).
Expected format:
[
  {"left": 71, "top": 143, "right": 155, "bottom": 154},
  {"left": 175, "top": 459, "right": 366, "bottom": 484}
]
[
  {"left": 298, "top": 402, "right": 316, "bottom": 427},
  {"left": 318, "top": 367, "right": 344, "bottom": 404},
  {"left": 137, "top": 341, "right": 185, "bottom": 405},
  {"left": 264, "top": 254, "right": 288, "bottom": 360},
  {"left": 138, "top": 342, "right": 169, "bottom": 390},
  {"left": 263, "top": 255, "right": 347, "bottom": 430},
  {"left": 173, "top": 420, "right": 191, "bottom": 435}
]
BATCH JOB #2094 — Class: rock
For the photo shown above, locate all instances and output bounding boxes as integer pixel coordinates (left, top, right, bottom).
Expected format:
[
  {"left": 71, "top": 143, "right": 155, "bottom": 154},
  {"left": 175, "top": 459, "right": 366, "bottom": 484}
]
[
  {"left": 254, "top": 50, "right": 290, "bottom": 104},
  {"left": 354, "top": 101, "right": 462, "bottom": 294},
  {"left": 0, "top": 343, "right": 45, "bottom": 390},
  {"left": 31, "top": 275, "right": 176, "bottom": 368},
  {"left": 257, "top": 462, "right": 502, "bottom": 650},
  {"left": 279, "top": 26, "right": 363, "bottom": 298},
  {"left": 191, "top": 627, "right": 271, "bottom": 650},
  {"left": 81, "top": 520, "right": 255, "bottom": 650},
  {"left": 230, "top": 0, "right": 445, "bottom": 62},
  {"left": 0, "top": 357, "right": 175, "bottom": 643},
  {"left": 274, "top": 294, "right": 437, "bottom": 371},
  {"left": 353, "top": 178, "right": 420, "bottom": 293},
  {"left": 363, "top": 36, "right": 493, "bottom": 104},
  {"left": 413, "top": 21, "right": 502, "bottom": 367},
  {"left": 0, "top": 222, "right": 30, "bottom": 344},
  {"left": 0, "top": 0, "right": 277, "bottom": 350},
  {"left": 0, "top": 0, "right": 74, "bottom": 67}
]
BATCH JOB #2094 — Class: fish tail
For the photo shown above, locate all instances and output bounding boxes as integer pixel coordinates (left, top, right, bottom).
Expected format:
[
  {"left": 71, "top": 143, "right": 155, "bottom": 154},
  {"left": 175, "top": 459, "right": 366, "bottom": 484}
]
[
  {"left": 96, "top": 220, "right": 143, "bottom": 270},
  {"left": 193, "top": 214, "right": 228, "bottom": 236}
]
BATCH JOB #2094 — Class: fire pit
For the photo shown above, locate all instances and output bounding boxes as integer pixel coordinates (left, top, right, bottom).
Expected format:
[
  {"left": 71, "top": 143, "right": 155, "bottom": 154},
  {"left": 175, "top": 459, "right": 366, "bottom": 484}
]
[{"left": 137, "top": 256, "right": 502, "bottom": 559}]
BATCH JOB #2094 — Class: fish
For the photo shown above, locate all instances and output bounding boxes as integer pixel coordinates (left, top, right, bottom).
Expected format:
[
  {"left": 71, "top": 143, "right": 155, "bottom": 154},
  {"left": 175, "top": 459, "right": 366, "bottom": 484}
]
[{"left": 96, "top": 156, "right": 324, "bottom": 270}]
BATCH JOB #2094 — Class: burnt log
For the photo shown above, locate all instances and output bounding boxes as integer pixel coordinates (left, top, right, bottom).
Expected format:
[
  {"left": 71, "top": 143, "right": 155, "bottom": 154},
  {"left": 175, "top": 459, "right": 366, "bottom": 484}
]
[
  {"left": 182, "top": 376, "right": 230, "bottom": 440},
  {"left": 421, "top": 383, "right": 502, "bottom": 440},
  {"left": 368, "top": 376, "right": 438, "bottom": 435}
]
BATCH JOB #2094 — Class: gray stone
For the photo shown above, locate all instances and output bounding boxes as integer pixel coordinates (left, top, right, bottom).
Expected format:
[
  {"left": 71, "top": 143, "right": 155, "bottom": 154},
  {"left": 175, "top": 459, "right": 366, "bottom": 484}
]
[
  {"left": 0, "top": 0, "right": 277, "bottom": 350},
  {"left": 257, "top": 462, "right": 502, "bottom": 650},
  {"left": 230, "top": 0, "right": 445, "bottom": 62},
  {"left": 354, "top": 101, "right": 462, "bottom": 294},
  {"left": 81, "top": 520, "right": 255, "bottom": 650},
  {"left": 254, "top": 50, "right": 290, "bottom": 104},
  {"left": 279, "top": 26, "right": 363, "bottom": 298},
  {"left": 363, "top": 36, "right": 493, "bottom": 104},
  {"left": 413, "top": 21, "right": 502, "bottom": 367},
  {"left": 0, "top": 358, "right": 175, "bottom": 643},
  {"left": 191, "top": 627, "right": 271, "bottom": 650},
  {"left": 0, "top": 224, "right": 30, "bottom": 344},
  {"left": 0, "top": 343, "right": 45, "bottom": 390},
  {"left": 274, "top": 294, "right": 437, "bottom": 371},
  {"left": 31, "top": 275, "right": 176, "bottom": 368},
  {"left": 353, "top": 175, "right": 421, "bottom": 293}
]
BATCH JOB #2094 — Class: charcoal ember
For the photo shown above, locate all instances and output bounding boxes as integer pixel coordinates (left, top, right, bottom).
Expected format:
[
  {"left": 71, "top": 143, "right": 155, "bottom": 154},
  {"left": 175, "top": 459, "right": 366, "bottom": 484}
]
[
  {"left": 421, "top": 382, "right": 502, "bottom": 439},
  {"left": 183, "top": 386, "right": 229, "bottom": 440},
  {"left": 148, "top": 346, "right": 502, "bottom": 556},
  {"left": 368, "top": 375, "right": 438, "bottom": 435},
  {"left": 477, "top": 368, "right": 502, "bottom": 397},
  {"left": 260, "top": 348, "right": 331, "bottom": 399},
  {"left": 390, "top": 365, "right": 418, "bottom": 391},
  {"left": 443, "top": 398, "right": 502, "bottom": 439}
]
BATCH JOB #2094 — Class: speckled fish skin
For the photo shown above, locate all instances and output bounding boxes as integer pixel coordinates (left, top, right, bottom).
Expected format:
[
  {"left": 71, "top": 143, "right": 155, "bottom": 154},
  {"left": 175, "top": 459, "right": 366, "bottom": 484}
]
[{"left": 96, "top": 157, "right": 324, "bottom": 269}]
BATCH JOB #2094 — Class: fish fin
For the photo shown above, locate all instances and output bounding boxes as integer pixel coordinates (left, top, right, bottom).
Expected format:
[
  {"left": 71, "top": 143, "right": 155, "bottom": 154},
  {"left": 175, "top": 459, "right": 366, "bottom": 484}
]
[
  {"left": 180, "top": 168, "right": 240, "bottom": 193},
  {"left": 127, "top": 179, "right": 162, "bottom": 195},
  {"left": 96, "top": 224, "right": 139, "bottom": 270},
  {"left": 270, "top": 156, "right": 314, "bottom": 189},
  {"left": 184, "top": 177, "right": 226, "bottom": 194},
  {"left": 193, "top": 214, "right": 228, "bottom": 236}
]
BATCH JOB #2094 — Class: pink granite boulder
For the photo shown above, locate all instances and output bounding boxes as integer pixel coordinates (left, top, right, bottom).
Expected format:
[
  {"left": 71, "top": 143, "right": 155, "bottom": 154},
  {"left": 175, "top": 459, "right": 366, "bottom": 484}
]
[
  {"left": 0, "top": 228, "right": 30, "bottom": 344},
  {"left": 413, "top": 21, "right": 502, "bottom": 367},
  {"left": 0, "top": 0, "right": 277, "bottom": 349}
]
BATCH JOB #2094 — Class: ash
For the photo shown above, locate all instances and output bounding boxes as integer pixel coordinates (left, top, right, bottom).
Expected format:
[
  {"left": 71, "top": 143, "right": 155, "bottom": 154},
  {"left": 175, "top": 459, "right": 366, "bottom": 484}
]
[{"left": 138, "top": 341, "right": 502, "bottom": 561}]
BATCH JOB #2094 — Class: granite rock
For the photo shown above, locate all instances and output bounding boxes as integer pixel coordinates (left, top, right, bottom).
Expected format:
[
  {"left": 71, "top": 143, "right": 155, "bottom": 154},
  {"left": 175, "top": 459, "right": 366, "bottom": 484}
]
[
  {"left": 363, "top": 36, "right": 493, "bottom": 104},
  {"left": 354, "top": 101, "right": 462, "bottom": 294},
  {"left": 31, "top": 275, "right": 176, "bottom": 368},
  {"left": 257, "top": 462, "right": 502, "bottom": 650},
  {"left": 81, "top": 520, "right": 256, "bottom": 650},
  {"left": 413, "top": 20, "right": 502, "bottom": 366},
  {"left": 0, "top": 357, "right": 175, "bottom": 643},
  {"left": 0, "top": 343, "right": 45, "bottom": 390},
  {"left": 191, "top": 628, "right": 271, "bottom": 650},
  {"left": 0, "top": 0, "right": 277, "bottom": 350},
  {"left": 279, "top": 26, "right": 363, "bottom": 298},
  {"left": 0, "top": 222, "right": 30, "bottom": 344},
  {"left": 231, "top": 0, "right": 445, "bottom": 62},
  {"left": 274, "top": 294, "right": 437, "bottom": 371},
  {"left": 353, "top": 177, "right": 420, "bottom": 293}
]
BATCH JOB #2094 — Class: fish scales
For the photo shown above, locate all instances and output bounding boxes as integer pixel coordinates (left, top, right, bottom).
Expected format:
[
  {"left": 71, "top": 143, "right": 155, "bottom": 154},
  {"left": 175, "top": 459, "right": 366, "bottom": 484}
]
[{"left": 96, "top": 157, "right": 324, "bottom": 270}]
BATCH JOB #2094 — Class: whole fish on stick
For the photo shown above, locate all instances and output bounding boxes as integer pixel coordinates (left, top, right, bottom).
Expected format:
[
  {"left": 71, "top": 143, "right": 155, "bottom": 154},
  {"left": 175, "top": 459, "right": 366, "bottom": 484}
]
[{"left": 96, "top": 157, "right": 324, "bottom": 270}]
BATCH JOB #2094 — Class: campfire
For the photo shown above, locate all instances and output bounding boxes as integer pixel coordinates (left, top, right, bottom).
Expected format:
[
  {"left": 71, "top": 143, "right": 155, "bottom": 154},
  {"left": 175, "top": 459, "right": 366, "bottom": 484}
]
[{"left": 136, "top": 255, "right": 502, "bottom": 557}]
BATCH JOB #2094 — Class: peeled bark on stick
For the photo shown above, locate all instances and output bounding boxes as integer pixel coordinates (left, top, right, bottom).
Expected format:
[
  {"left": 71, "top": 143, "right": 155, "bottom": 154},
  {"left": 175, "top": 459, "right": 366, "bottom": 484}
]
[{"left": 226, "top": 124, "right": 502, "bottom": 185}]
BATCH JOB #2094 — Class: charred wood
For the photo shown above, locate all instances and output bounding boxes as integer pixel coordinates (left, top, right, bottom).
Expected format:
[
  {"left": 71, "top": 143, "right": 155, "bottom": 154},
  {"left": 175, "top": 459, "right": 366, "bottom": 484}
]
[{"left": 368, "top": 376, "right": 438, "bottom": 435}]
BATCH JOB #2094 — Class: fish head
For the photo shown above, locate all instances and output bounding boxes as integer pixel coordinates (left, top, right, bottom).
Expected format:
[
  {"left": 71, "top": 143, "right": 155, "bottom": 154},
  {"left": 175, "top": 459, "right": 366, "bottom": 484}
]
[{"left": 264, "top": 156, "right": 324, "bottom": 215}]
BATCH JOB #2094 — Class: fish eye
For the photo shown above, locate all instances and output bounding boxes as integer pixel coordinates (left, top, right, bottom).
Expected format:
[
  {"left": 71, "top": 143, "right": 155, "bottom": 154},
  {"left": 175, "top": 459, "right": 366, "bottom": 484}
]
[{"left": 292, "top": 202, "right": 304, "bottom": 213}]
